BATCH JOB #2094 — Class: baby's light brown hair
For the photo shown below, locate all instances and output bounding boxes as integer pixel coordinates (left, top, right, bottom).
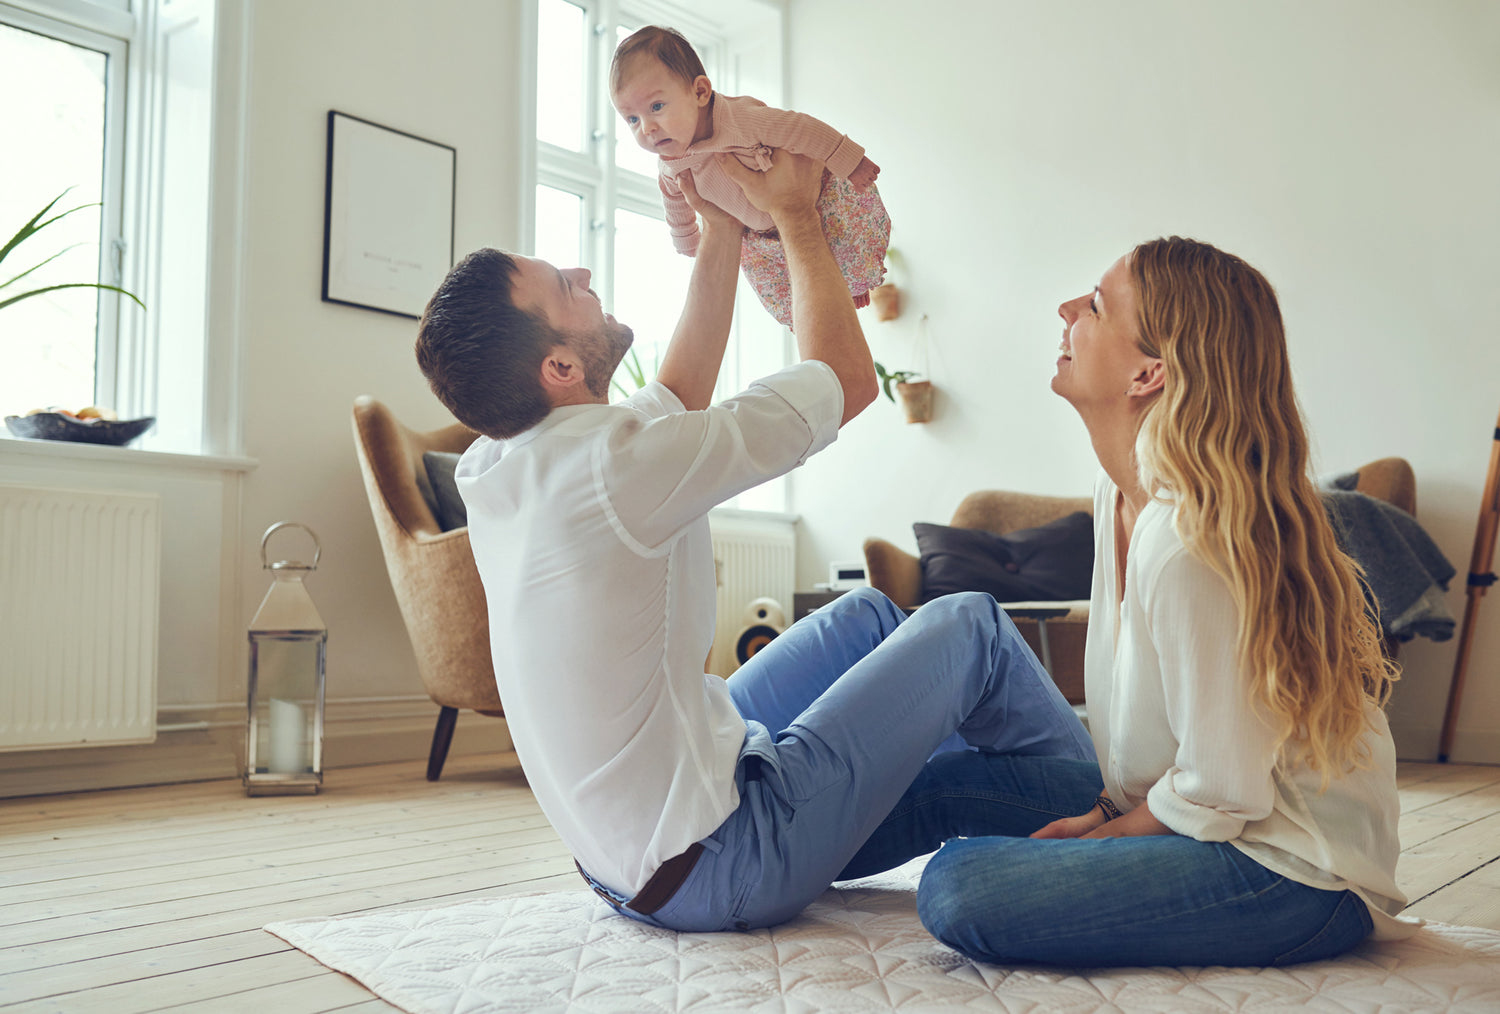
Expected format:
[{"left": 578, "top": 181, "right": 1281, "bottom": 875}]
[{"left": 610, "top": 25, "right": 708, "bottom": 93}]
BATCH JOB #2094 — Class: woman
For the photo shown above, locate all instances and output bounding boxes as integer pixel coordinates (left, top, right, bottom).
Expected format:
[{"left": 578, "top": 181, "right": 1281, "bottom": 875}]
[{"left": 843, "top": 237, "right": 1414, "bottom": 967}]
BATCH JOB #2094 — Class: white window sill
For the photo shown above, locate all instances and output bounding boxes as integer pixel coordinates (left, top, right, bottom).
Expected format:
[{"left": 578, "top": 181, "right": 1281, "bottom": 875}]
[{"left": 0, "top": 435, "right": 257, "bottom": 473}]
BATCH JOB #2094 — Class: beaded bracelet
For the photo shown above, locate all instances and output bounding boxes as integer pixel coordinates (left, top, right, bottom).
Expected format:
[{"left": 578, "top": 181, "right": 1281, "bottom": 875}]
[{"left": 1095, "top": 795, "right": 1123, "bottom": 821}]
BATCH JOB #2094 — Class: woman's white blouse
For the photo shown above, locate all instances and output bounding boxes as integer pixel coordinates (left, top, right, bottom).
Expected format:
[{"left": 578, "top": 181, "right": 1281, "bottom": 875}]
[{"left": 1083, "top": 473, "right": 1417, "bottom": 939}]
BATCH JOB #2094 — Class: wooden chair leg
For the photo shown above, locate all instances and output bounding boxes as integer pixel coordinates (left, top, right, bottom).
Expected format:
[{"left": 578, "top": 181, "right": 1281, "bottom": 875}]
[{"left": 427, "top": 706, "right": 459, "bottom": 781}]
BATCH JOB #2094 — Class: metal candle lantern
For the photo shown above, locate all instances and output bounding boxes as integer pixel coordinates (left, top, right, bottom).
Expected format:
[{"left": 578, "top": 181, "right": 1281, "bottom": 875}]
[{"left": 245, "top": 522, "right": 327, "bottom": 796}]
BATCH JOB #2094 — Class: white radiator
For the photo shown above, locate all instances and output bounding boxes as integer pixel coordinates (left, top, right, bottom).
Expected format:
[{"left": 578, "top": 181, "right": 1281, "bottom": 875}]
[
  {"left": 708, "top": 514, "right": 796, "bottom": 677},
  {"left": 0, "top": 484, "right": 161, "bottom": 750}
]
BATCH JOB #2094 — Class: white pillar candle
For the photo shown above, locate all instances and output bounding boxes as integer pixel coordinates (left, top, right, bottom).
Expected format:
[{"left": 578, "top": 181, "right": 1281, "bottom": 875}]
[{"left": 269, "top": 697, "right": 305, "bottom": 774}]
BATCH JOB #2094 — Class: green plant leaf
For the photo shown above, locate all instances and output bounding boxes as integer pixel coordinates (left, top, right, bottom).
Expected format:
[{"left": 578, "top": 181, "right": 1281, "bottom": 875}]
[
  {"left": 0, "top": 282, "right": 146, "bottom": 313},
  {"left": 0, "top": 191, "right": 98, "bottom": 268},
  {"left": 1, "top": 189, "right": 145, "bottom": 313},
  {"left": 0, "top": 244, "right": 86, "bottom": 291}
]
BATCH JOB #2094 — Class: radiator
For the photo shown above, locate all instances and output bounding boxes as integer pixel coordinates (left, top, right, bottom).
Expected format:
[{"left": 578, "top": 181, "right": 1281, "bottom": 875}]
[
  {"left": 0, "top": 484, "right": 161, "bottom": 750},
  {"left": 708, "top": 514, "right": 796, "bottom": 677}
]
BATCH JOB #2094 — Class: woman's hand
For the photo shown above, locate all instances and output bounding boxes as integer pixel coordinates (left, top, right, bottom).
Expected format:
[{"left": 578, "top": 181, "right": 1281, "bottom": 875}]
[
  {"left": 1031, "top": 798, "right": 1178, "bottom": 840},
  {"left": 1031, "top": 806, "right": 1109, "bottom": 839},
  {"left": 1080, "top": 800, "right": 1176, "bottom": 839}
]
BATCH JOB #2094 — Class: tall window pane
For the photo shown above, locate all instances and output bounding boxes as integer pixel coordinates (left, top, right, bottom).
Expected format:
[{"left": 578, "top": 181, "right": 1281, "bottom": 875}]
[
  {"left": 536, "top": 0, "right": 585, "bottom": 151},
  {"left": 611, "top": 208, "right": 691, "bottom": 396},
  {"left": 0, "top": 23, "right": 108, "bottom": 414},
  {"left": 534, "top": 185, "right": 583, "bottom": 271}
]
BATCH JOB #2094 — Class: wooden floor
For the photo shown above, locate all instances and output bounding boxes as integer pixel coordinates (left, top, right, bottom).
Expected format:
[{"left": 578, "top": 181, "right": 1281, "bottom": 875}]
[{"left": 2, "top": 755, "right": 1498, "bottom": 1013}]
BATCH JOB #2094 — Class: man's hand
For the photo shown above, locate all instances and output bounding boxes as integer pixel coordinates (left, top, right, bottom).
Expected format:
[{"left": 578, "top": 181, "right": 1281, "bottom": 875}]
[
  {"left": 716, "top": 149, "right": 825, "bottom": 225},
  {"left": 718, "top": 148, "right": 875, "bottom": 426},
  {"left": 679, "top": 169, "right": 744, "bottom": 239}
]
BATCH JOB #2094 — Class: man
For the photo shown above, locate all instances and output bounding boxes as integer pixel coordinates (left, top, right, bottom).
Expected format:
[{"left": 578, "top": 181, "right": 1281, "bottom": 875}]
[{"left": 415, "top": 152, "right": 1093, "bottom": 932}]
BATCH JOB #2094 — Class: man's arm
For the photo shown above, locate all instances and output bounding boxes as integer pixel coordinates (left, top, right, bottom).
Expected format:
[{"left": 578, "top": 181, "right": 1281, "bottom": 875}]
[
  {"left": 652, "top": 170, "right": 744, "bottom": 411},
  {"left": 719, "top": 151, "right": 877, "bottom": 425}
]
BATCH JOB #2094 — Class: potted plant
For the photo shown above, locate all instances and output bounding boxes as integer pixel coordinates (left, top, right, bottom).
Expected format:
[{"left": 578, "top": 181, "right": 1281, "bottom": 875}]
[
  {"left": 2, "top": 190, "right": 148, "bottom": 438},
  {"left": 869, "top": 247, "right": 904, "bottom": 322},
  {"left": 874, "top": 361, "right": 934, "bottom": 424}
]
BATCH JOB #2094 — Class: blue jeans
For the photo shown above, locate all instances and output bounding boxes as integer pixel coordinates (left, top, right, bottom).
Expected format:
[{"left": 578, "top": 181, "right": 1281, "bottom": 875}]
[
  {"left": 862, "top": 747, "right": 1376, "bottom": 966},
  {"left": 579, "top": 587, "right": 1096, "bottom": 931}
]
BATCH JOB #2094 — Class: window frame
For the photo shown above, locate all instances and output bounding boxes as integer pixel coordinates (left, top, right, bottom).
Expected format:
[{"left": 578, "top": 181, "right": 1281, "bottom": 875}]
[
  {"left": 522, "top": 0, "right": 790, "bottom": 409},
  {"left": 3, "top": 0, "right": 223, "bottom": 458},
  {"left": 1, "top": 0, "right": 131, "bottom": 409}
]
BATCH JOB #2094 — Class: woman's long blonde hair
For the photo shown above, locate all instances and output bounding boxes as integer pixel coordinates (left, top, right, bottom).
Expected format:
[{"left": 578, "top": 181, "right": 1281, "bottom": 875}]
[{"left": 1129, "top": 237, "right": 1396, "bottom": 782}]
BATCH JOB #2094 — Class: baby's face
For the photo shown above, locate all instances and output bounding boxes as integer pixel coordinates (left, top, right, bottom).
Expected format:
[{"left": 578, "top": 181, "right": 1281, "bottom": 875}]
[{"left": 611, "top": 57, "right": 712, "bottom": 158}]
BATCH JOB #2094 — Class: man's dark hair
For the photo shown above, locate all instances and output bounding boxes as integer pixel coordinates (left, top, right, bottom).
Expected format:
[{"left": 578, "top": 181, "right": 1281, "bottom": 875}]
[
  {"left": 610, "top": 25, "right": 707, "bottom": 94},
  {"left": 415, "top": 248, "right": 561, "bottom": 439}
]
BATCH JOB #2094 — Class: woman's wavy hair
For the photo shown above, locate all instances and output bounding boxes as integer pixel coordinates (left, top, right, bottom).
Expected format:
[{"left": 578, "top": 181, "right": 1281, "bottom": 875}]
[{"left": 1128, "top": 237, "right": 1396, "bottom": 784}]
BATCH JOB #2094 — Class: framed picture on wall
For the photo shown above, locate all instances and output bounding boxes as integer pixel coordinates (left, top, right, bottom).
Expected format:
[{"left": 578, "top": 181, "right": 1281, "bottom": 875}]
[{"left": 321, "top": 110, "right": 456, "bottom": 319}]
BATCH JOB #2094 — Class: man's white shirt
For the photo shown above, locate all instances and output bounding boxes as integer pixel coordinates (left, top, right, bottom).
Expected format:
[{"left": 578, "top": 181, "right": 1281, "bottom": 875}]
[{"left": 456, "top": 361, "right": 842, "bottom": 895}]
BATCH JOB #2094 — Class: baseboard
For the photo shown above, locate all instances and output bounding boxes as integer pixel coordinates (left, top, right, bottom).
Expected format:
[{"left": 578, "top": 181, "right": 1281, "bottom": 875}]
[
  {"left": 1388, "top": 720, "right": 1500, "bottom": 765},
  {"left": 0, "top": 697, "right": 513, "bottom": 799}
]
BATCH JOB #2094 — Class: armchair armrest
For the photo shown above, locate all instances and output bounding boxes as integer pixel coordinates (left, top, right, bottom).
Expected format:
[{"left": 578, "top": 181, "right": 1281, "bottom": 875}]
[{"left": 863, "top": 537, "right": 923, "bottom": 610}]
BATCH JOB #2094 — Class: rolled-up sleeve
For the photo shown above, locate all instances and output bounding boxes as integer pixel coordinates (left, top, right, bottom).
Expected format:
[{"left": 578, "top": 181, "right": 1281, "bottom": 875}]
[{"left": 1142, "top": 552, "right": 1281, "bottom": 841}]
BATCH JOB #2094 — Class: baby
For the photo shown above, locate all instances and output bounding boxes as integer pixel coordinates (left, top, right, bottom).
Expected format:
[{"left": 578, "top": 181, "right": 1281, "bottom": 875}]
[{"left": 609, "top": 25, "right": 891, "bottom": 329}]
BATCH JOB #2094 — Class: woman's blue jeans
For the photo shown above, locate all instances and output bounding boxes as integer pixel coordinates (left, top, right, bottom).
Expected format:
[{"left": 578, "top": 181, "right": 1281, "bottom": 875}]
[{"left": 850, "top": 739, "right": 1376, "bottom": 967}]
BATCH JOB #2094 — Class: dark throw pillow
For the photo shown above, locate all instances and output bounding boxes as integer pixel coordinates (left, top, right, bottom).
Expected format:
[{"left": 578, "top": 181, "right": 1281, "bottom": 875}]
[
  {"left": 422, "top": 450, "right": 468, "bottom": 531},
  {"left": 915, "top": 512, "right": 1094, "bottom": 604}
]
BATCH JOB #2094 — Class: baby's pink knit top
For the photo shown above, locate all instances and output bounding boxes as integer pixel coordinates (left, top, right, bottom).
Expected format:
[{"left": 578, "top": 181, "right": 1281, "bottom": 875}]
[{"left": 658, "top": 93, "right": 866, "bottom": 255}]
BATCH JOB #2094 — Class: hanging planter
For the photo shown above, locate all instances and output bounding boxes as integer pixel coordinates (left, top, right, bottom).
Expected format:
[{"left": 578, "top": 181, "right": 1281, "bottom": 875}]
[
  {"left": 874, "top": 362, "right": 935, "bottom": 424},
  {"left": 895, "top": 379, "right": 934, "bottom": 424},
  {"left": 870, "top": 283, "right": 901, "bottom": 322},
  {"left": 869, "top": 247, "right": 905, "bottom": 322}
]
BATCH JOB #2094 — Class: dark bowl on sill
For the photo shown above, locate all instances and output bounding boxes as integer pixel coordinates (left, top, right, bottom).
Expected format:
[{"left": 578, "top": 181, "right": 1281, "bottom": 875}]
[{"left": 4, "top": 413, "right": 156, "bottom": 446}]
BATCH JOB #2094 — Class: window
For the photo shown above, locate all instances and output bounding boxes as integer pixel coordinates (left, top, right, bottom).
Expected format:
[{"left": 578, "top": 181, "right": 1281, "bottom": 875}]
[
  {"left": 1, "top": 0, "right": 216, "bottom": 453},
  {"left": 527, "top": 0, "right": 790, "bottom": 513}
]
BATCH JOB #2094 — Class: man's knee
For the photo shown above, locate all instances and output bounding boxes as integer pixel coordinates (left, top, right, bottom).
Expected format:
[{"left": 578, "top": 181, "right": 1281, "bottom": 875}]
[
  {"left": 832, "top": 585, "right": 901, "bottom": 618},
  {"left": 911, "top": 591, "right": 1002, "bottom": 631}
]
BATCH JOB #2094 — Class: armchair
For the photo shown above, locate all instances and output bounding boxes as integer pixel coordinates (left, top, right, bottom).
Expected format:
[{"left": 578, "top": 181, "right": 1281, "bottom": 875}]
[{"left": 351, "top": 396, "right": 503, "bottom": 780}]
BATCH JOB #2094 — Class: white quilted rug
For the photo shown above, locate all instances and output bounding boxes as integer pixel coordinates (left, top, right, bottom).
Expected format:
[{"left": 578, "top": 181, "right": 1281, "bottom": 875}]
[{"left": 266, "top": 860, "right": 1500, "bottom": 1013}]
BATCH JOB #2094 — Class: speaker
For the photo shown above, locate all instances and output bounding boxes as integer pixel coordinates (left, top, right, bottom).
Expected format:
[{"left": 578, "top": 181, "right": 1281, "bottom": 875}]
[{"left": 734, "top": 597, "right": 786, "bottom": 665}]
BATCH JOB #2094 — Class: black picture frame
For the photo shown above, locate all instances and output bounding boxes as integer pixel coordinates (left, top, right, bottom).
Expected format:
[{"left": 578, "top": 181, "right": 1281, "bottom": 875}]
[{"left": 321, "top": 110, "right": 456, "bottom": 319}]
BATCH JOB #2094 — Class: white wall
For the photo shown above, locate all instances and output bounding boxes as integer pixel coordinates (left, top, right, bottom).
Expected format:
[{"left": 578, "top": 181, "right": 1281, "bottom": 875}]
[
  {"left": 0, "top": 0, "right": 529, "bottom": 796},
  {"left": 784, "top": 0, "right": 1500, "bottom": 762},
  {"left": 234, "top": 0, "right": 524, "bottom": 730}
]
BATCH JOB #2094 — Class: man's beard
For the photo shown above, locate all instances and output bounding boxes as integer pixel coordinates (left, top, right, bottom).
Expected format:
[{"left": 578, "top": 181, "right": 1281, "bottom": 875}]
[{"left": 578, "top": 319, "right": 635, "bottom": 399}]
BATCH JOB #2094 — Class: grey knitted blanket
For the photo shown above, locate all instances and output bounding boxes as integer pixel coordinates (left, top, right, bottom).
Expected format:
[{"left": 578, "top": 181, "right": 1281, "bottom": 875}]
[{"left": 1322, "top": 490, "right": 1457, "bottom": 642}]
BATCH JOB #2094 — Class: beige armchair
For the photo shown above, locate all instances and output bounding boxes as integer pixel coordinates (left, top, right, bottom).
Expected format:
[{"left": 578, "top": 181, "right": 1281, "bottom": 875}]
[
  {"left": 352, "top": 396, "right": 503, "bottom": 780},
  {"left": 862, "top": 457, "right": 1418, "bottom": 706}
]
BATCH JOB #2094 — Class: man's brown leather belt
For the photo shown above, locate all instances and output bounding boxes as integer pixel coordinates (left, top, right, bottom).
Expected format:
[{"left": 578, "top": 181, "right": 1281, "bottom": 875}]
[{"left": 576, "top": 841, "right": 705, "bottom": 915}]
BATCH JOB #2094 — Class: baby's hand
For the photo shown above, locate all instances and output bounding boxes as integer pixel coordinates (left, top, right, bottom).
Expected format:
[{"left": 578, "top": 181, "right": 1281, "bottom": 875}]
[{"left": 848, "top": 156, "right": 880, "bottom": 192}]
